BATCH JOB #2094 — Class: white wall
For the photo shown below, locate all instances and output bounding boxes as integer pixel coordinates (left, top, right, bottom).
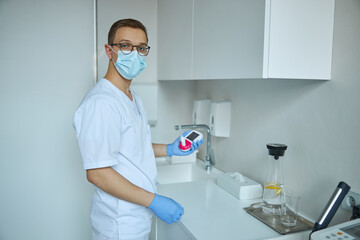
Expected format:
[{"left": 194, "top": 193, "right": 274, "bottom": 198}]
[
  {"left": 0, "top": 0, "right": 94, "bottom": 239},
  {"left": 193, "top": 0, "right": 360, "bottom": 225}
]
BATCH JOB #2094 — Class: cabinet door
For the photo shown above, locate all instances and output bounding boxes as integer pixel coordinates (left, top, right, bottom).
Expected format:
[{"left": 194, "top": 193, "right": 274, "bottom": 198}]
[
  {"left": 158, "top": 0, "right": 193, "bottom": 80},
  {"left": 264, "top": 0, "right": 335, "bottom": 79},
  {"left": 193, "top": 0, "right": 265, "bottom": 80},
  {"left": 97, "top": 0, "right": 157, "bottom": 83}
]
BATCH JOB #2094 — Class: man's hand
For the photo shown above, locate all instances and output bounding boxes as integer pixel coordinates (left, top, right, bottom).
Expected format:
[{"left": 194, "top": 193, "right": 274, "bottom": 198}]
[
  {"left": 148, "top": 194, "right": 184, "bottom": 224},
  {"left": 166, "top": 131, "right": 204, "bottom": 157}
]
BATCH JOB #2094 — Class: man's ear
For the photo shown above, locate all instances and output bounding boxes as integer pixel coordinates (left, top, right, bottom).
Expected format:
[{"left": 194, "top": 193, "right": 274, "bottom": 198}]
[{"left": 104, "top": 44, "right": 113, "bottom": 60}]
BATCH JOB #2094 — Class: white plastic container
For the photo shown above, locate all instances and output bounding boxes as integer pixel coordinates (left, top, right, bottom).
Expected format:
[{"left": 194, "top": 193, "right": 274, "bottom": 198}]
[{"left": 216, "top": 172, "right": 263, "bottom": 200}]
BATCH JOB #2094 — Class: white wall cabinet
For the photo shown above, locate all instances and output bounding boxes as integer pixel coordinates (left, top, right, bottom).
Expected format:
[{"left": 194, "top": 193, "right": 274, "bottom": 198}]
[
  {"left": 263, "top": 0, "right": 335, "bottom": 79},
  {"left": 157, "top": 0, "right": 194, "bottom": 80},
  {"left": 193, "top": 0, "right": 265, "bottom": 80},
  {"left": 158, "top": 0, "right": 335, "bottom": 81}
]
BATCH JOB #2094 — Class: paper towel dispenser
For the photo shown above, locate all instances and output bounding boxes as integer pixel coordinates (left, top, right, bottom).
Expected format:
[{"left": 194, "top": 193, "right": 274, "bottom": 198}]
[
  {"left": 209, "top": 101, "right": 231, "bottom": 137},
  {"left": 193, "top": 99, "right": 211, "bottom": 126}
]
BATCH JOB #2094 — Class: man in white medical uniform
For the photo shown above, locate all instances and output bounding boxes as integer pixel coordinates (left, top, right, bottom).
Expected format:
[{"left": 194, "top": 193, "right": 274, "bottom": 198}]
[{"left": 73, "top": 19, "right": 203, "bottom": 240}]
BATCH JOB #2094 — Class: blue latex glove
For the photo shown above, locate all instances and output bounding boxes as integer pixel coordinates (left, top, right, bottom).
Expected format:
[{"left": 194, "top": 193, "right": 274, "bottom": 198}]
[
  {"left": 167, "top": 131, "right": 204, "bottom": 157},
  {"left": 148, "top": 194, "right": 184, "bottom": 224}
]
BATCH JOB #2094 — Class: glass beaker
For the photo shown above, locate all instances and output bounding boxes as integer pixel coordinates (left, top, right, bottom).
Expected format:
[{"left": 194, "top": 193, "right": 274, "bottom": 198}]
[{"left": 262, "top": 143, "right": 287, "bottom": 215}]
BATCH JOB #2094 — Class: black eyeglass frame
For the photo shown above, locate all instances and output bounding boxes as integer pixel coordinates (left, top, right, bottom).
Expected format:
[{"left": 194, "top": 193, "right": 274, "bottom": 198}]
[{"left": 110, "top": 42, "right": 151, "bottom": 56}]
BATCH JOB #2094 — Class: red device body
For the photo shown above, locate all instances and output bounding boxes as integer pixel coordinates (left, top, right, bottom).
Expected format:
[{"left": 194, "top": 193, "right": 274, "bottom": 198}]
[{"left": 179, "top": 139, "right": 192, "bottom": 151}]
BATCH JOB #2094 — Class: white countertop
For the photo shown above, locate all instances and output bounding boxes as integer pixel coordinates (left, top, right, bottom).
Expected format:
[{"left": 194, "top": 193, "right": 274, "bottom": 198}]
[
  {"left": 158, "top": 179, "right": 283, "bottom": 240},
  {"left": 155, "top": 160, "right": 311, "bottom": 240}
]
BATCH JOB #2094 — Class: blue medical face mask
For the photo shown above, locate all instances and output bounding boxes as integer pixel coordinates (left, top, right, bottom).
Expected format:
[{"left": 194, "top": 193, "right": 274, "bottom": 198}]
[{"left": 111, "top": 48, "right": 146, "bottom": 80}]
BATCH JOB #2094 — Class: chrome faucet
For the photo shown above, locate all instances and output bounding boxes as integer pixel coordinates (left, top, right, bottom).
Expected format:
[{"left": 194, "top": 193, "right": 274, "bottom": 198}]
[{"left": 174, "top": 124, "right": 215, "bottom": 172}]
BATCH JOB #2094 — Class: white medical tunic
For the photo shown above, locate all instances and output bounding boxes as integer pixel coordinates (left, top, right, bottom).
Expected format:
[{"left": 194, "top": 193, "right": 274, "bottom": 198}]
[{"left": 73, "top": 78, "right": 157, "bottom": 240}]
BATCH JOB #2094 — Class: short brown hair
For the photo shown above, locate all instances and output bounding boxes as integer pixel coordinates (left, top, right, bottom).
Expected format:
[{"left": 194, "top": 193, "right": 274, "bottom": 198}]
[{"left": 108, "top": 18, "right": 148, "bottom": 44}]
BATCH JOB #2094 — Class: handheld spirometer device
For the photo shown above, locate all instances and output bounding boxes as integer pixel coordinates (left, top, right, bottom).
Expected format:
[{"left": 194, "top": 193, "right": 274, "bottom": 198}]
[{"left": 179, "top": 130, "right": 203, "bottom": 152}]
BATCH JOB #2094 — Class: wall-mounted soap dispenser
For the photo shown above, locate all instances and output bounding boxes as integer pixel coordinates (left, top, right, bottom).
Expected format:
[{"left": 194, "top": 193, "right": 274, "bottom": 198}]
[
  {"left": 209, "top": 101, "right": 231, "bottom": 137},
  {"left": 193, "top": 99, "right": 211, "bottom": 126}
]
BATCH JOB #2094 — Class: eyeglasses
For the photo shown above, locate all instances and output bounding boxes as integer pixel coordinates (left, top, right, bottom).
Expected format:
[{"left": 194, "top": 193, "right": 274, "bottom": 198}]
[{"left": 110, "top": 42, "right": 150, "bottom": 56}]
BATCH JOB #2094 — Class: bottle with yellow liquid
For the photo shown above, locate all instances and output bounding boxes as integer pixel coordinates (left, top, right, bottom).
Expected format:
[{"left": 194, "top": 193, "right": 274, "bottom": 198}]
[{"left": 262, "top": 144, "right": 287, "bottom": 215}]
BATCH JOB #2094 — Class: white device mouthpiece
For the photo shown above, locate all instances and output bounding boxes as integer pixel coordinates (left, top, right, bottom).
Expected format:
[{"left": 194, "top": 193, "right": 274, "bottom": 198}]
[{"left": 180, "top": 136, "right": 186, "bottom": 146}]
